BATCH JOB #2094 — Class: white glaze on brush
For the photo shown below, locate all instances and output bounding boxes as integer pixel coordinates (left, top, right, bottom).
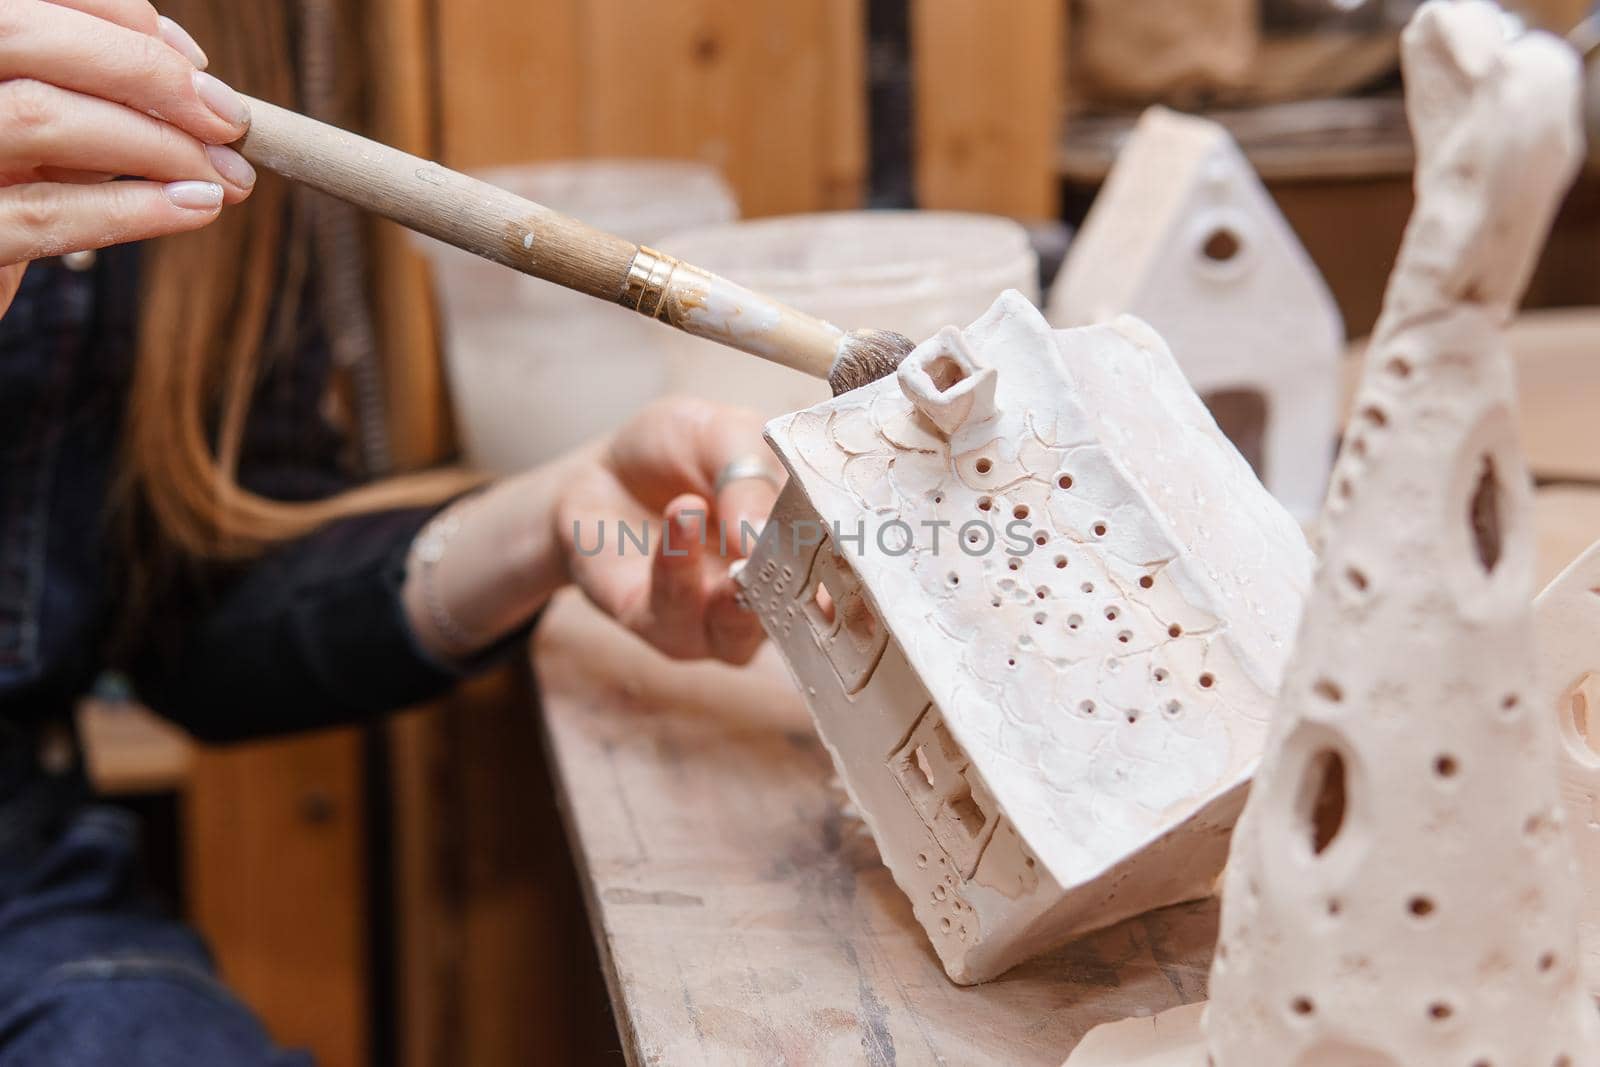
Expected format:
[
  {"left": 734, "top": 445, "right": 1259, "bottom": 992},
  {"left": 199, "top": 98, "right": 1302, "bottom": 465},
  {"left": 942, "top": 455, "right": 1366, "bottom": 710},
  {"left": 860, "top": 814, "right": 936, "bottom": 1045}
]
[
  {"left": 1065, "top": 6, "right": 1594, "bottom": 1063},
  {"left": 664, "top": 265, "right": 845, "bottom": 375},
  {"left": 737, "top": 291, "right": 1310, "bottom": 983},
  {"left": 1048, "top": 107, "right": 1343, "bottom": 521},
  {"left": 1535, "top": 539, "right": 1600, "bottom": 995}
]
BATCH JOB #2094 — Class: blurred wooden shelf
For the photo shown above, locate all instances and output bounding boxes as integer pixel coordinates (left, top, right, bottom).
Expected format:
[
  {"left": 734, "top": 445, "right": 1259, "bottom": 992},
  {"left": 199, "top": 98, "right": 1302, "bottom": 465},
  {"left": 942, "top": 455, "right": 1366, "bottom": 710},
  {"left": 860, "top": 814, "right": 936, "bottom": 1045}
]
[
  {"left": 78, "top": 700, "right": 194, "bottom": 796},
  {"left": 1060, "top": 95, "right": 1414, "bottom": 185}
]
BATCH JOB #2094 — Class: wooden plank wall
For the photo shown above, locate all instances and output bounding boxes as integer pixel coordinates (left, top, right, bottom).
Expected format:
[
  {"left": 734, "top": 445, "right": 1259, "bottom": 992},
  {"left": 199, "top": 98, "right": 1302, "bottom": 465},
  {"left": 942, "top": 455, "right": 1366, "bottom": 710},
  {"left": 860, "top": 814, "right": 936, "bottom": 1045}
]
[
  {"left": 910, "top": 0, "right": 1064, "bottom": 219},
  {"left": 434, "top": 0, "right": 867, "bottom": 216}
]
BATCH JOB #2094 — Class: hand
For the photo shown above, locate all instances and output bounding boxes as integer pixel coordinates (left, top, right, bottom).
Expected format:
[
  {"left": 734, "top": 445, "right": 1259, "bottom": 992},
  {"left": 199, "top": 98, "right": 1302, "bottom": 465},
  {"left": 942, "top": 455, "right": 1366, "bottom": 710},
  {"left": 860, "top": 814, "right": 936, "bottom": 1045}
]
[
  {"left": 400, "top": 398, "right": 783, "bottom": 669},
  {"left": 0, "top": 0, "right": 256, "bottom": 316},
  {"left": 556, "top": 398, "right": 782, "bottom": 664}
]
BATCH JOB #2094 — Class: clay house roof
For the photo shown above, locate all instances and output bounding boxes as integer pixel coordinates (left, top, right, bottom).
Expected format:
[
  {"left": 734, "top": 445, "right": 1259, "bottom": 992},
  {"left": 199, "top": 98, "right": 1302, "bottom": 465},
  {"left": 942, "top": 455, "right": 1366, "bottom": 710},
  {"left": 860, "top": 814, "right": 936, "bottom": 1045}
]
[{"left": 760, "top": 291, "right": 1312, "bottom": 888}]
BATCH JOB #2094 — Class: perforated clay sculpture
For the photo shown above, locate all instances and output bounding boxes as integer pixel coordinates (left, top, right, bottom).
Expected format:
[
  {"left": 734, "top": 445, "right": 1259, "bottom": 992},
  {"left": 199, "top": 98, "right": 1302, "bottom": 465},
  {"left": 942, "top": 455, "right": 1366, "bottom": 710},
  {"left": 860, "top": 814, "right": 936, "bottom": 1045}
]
[
  {"left": 1047, "top": 107, "right": 1343, "bottom": 522},
  {"left": 1536, "top": 539, "right": 1600, "bottom": 994},
  {"left": 735, "top": 290, "right": 1311, "bottom": 983},
  {"left": 1063, "top": 3, "right": 1595, "bottom": 1064}
]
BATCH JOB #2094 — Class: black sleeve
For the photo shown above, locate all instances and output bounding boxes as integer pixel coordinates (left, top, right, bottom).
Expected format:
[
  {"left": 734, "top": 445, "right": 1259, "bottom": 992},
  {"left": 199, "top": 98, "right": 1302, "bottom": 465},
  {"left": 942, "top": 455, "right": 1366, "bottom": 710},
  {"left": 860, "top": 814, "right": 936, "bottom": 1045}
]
[
  {"left": 129, "top": 505, "right": 475, "bottom": 742},
  {"left": 125, "top": 258, "right": 533, "bottom": 743}
]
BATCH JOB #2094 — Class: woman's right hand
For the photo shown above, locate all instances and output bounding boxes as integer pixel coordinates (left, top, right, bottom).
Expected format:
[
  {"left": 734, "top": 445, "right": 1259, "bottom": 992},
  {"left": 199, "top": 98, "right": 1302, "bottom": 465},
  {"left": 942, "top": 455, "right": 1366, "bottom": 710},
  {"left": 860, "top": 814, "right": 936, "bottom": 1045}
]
[{"left": 0, "top": 0, "right": 256, "bottom": 314}]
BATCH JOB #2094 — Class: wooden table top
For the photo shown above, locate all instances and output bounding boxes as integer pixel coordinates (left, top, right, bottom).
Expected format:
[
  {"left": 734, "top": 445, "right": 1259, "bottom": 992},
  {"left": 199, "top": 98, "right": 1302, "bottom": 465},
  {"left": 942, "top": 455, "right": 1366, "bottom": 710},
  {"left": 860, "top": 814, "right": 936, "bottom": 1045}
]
[{"left": 533, "top": 591, "right": 1216, "bottom": 1067}]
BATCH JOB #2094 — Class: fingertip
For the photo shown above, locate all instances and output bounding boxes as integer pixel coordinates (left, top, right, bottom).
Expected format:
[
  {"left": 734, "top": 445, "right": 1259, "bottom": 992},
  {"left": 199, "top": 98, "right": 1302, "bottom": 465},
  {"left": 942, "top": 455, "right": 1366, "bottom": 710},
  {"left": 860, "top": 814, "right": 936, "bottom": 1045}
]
[
  {"left": 162, "top": 180, "right": 224, "bottom": 212},
  {"left": 158, "top": 15, "right": 210, "bottom": 70}
]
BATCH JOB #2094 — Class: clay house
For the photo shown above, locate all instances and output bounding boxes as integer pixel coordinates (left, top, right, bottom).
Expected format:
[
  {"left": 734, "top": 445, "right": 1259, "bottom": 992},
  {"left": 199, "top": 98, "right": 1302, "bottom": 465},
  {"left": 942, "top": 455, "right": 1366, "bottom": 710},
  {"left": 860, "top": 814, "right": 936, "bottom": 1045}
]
[
  {"left": 1047, "top": 107, "right": 1343, "bottom": 521},
  {"left": 737, "top": 291, "right": 1312, "bottom": 982}
]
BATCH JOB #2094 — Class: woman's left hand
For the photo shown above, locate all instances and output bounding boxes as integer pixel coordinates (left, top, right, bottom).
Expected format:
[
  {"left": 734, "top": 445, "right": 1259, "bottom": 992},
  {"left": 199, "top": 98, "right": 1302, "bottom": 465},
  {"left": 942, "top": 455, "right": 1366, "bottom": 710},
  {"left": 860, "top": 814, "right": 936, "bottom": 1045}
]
[
  {"left": 555, "top": 398, "right": 781, "bottom": 664},
  {"left": 402, "top": 397, "right": 783, "bottom": 667}
]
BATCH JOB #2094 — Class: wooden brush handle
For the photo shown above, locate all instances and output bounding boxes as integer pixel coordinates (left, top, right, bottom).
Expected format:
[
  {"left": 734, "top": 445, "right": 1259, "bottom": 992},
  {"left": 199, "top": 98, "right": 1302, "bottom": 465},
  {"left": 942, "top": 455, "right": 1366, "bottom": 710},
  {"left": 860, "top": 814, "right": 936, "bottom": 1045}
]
[{"left": 235, "top": 94, "right": 843, "bottom": 379}]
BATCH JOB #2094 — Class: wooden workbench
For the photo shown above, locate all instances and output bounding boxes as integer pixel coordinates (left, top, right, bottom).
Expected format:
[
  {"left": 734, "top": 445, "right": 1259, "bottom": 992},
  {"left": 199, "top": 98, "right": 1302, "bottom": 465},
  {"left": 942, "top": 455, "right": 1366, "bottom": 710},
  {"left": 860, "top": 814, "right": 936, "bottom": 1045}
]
[{"left": 533, "top": 591, "right": 1217, "bottom": 1066}]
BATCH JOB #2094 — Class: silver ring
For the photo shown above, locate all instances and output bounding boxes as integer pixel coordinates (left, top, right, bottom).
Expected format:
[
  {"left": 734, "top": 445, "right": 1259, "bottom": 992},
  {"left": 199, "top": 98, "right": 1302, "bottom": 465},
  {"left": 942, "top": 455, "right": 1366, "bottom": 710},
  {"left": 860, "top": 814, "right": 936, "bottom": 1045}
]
[{"left": 714, "top": 455, "right": 781, "bottom": 496}]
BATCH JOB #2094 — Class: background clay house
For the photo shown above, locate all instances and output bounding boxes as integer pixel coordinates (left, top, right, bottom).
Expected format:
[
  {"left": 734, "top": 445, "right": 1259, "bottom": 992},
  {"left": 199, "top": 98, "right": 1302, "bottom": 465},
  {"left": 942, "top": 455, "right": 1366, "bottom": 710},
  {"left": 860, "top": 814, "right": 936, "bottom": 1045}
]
[{"left": 1047, "top": 107, "right": 1344, "bottom": 521}]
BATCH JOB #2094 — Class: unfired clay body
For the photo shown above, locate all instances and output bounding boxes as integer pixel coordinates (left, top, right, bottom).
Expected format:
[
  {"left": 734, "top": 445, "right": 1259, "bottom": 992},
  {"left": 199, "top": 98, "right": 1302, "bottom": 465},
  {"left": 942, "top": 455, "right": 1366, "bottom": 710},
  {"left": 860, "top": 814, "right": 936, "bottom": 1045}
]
[
  {"left": 1536, "top": 539, "right": 1600, "bottom": 994},
  {"left": 1047, "top": 107, "right": 1343, "bottom": 522},
  {"left": 736, "top": 292, "right": 1311, "bottom": 983},
  {"left": 1066, "top": 4, "right": 1595, "bottom": 1064}
]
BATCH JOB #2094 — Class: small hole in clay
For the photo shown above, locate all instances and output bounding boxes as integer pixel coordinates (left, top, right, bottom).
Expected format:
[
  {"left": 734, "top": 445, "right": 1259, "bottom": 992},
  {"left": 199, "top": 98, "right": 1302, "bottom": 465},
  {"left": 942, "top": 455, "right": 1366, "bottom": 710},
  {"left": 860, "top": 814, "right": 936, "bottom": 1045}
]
[
  {"left": 1139, "top": 575, "right": 1155, "bottom": 589},
  {"left": 967, "top": 530, "right": 982, "bottom": 545},
  {"left": 977, "top": 496, "right": 992, "bottom": 512},
  {"left": 1300, "top": 749, "right": 1348, "bottom": 856},
  {"left": 1199, "top": 673, "right": 1216, "bottom": 689},
  {"left": 1168, "top": 624, "right": 1183, "bottom": 638},
  {"left": 990, "top": 597, "right": 1002, "bottom": 608},
  {"left": 1079, "top": 700, "right": 1096, "bottom": 716},
  {"left": 933, "top": 883, "right": 947, "bottom": 901},
  {"left": 1346, "top": 567, "right": 1370, "bottom": 593},
  {"left": 1327, "top": 898, "right": 1343, "bottom": 917},
  {"left": 1361, "top": 405, "right": 1388, "bottom": 428},
  {"left": 1314, "top": 679, "right": 1343, "bottom": 703},
  {"left": 1081, "top": 582, "right": 1094, "bottom": 594},
  {"left": 1386, "top": 356, "right": 1413, "bottom": 380},
  {"left": 1539, "top": 951, "right": 1557, "bottom": 973},
  {"left": 940, "top": 917, "right": 952, "bottom": 932},
  {"left": 1034, "top": 612, "right": 1046, "bottom": 626},
  {"left": 1024, "top": 855, "right": 1036, "bottom": 869},
  {"left": 1117, "top": 630, "right": 1132, "bottom": 644},
  {"left": 1153, "top": 668, "right": 1169, "bottom": 683},
  {"left": 947, "top": 573, "right": 960, "bottom": 587},
  {"left": 1165, "top": 700, "right": 1182, "bottom": 716},
  {"left": 1468, "top": 455, "right": 1504, "bottom": 573},
  {"left": 1093, "top": 522, "right": 1108, "bottom": 537},
  {"left": 975, "top": 457, "right": 992, "bottom": 475},
  {"left": 1006, "top": 658, "right": 1016, "bottom": 669},
  {"left": 1057, "top": 474, "right": 1074, "bottom": 490},
  {"left": 1036, "top": 587, "right": 1049, "bottom": 600},
  {"left": 1054, "top": 555, "right": 1068, "bottom": 569},
  {"left": 1104, "top": 606, "right": 1119, "bottom": 621},
  {"left": 1013, "top": 504, "right": 1030, "bottom": 521},
  {"left": 1034, "top": 532, "right": 1048, "bottom": 547},
  {"left": 1125, "top": 709, "right": 1140, "bottom": 724},
  {"left": 1067, "top": 614, "right": 1083, "bottom": 631},
  {"left": 916, "top": 852, "right": 929, "bottom": 868},
  {"left": 1202, "top": 227, "right": 1242, "bottom": 262},
  {"left": 1408, "top": 896, "right": 1436, "bottom": 918},
  {"left": 1008, "top": 558, "right": 1022, "bottom": 572},
  {"left": 1434, "top": 755, "right": 1459, "bottom": 778},
  {"left": 1502, "top": 694, "right": 1520, "bottom": 713},
  {"left": 933, "top": 494, "right": 943, "bottom": 505},
  {"left": 1290, "top": 996, "right": 1314, "bottom": 1016},
  {"left": 926, "top": 354, "right": 968, "bottom": 392},
  {"left": 1428, "top": 1002, "right": 1453, "bottom": 1021}
]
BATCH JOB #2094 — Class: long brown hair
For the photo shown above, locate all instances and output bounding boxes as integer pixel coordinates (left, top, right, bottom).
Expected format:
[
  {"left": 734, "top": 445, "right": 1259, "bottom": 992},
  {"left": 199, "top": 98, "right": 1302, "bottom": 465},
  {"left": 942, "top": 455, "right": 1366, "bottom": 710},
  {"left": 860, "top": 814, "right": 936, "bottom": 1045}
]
[{"left": 123, "top": 0, "right": 475, "bottom": 562}]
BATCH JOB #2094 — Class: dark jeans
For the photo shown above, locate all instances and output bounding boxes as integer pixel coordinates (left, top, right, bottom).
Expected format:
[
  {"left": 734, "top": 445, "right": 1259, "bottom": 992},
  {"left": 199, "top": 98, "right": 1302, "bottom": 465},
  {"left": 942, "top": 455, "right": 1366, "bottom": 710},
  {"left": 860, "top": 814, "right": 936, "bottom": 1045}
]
[{"left": 0, "top": 801, "right": 313, "bottom": 1066}]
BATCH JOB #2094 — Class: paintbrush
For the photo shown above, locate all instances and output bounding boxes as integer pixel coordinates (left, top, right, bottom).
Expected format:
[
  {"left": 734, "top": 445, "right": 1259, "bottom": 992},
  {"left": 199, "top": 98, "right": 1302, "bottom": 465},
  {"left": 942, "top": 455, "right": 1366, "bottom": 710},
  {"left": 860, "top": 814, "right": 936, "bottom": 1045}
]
[{"left": 233, "top": 96, "right": 912, "bottom": 396}]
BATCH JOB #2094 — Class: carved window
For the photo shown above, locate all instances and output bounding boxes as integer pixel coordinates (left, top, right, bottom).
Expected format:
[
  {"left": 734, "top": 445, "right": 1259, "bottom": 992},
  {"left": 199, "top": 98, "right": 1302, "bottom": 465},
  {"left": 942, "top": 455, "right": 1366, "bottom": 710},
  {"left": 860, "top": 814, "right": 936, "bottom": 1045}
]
[
  {"left": 800, "top": 535, "right": 888, "bottom": 694},
  {"left": 890, "top": 705, "right": 1000, "bottom": 877}
]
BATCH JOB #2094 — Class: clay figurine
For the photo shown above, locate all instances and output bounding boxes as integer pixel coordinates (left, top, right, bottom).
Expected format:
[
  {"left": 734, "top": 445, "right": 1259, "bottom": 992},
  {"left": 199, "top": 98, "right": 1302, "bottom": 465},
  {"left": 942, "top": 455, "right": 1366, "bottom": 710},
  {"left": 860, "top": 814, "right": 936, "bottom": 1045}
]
[
  {"left": 736, "top": 290, "right": 1311, "bottom": 983},
  {"left": 1064, "top": 3, "right": 1593, "bottom": 1063}
]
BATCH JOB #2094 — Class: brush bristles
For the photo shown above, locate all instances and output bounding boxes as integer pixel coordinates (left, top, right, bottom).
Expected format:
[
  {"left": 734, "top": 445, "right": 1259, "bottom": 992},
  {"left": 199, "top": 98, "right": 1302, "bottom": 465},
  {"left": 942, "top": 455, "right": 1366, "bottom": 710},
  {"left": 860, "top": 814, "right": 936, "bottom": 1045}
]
[{"left": 828, "top": 329, "right": 917, "bottom": 395}]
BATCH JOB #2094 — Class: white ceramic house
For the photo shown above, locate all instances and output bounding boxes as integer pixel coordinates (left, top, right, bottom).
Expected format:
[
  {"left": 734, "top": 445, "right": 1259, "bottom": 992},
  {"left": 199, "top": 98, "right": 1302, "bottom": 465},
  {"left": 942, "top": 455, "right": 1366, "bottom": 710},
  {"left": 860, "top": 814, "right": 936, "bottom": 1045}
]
[
  {"left": 736, "top": 291, "right": 1311, "bottom": 983},
  {"left": 1065, "top": 5, "right": 1597, "bottom": 1063},
  {"left": 1047, "top": 107, "right": 1343, "bottom": 521},
  {"left": 1536, "top": 539, "right": 1600, "bottom": 994}
]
